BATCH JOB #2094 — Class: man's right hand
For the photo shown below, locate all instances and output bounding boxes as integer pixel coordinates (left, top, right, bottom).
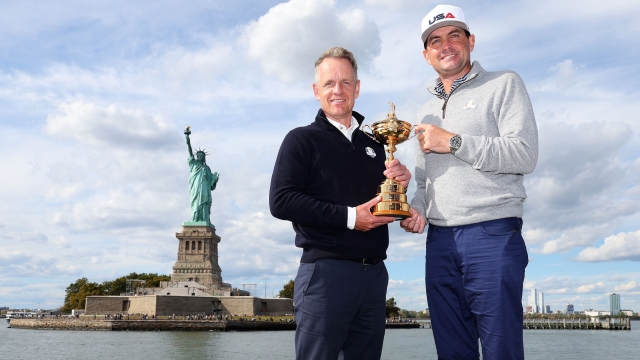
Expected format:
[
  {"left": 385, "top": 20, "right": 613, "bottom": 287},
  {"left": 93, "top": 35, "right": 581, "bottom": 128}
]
[
  {"left": 354, "top": 196, "right": 395, "bottom": 232},
  {"left": 400, "top": 207, "right": 426, "bottom": 234}
]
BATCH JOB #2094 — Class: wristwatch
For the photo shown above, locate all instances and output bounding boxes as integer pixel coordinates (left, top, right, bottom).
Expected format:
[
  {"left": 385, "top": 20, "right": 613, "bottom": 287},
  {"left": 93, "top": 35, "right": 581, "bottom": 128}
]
[{"left": 449, "top": 134, "right": 462, "bottom": 154}]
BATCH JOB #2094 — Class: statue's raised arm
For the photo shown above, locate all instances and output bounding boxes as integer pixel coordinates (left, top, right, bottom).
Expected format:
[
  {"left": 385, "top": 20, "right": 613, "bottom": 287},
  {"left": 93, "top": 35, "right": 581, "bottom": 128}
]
[{"left": 185, "top": 126, "right": 194, "bottom": 159}]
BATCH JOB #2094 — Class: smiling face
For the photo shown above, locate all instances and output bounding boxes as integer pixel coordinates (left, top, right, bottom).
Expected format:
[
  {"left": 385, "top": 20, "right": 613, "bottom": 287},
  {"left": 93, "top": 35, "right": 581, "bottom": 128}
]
[
  {"left": 423, "top": 26, "right": 475, "bottom": 80},
  {"left": 312, "top": 57, "right": 360, "bottom": 125}
]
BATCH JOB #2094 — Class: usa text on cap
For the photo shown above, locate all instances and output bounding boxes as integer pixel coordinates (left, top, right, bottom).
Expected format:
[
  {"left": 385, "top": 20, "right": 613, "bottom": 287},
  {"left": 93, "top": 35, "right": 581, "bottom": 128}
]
[{"left": 421, "top": 4, "right": 469, "bottom": 44}]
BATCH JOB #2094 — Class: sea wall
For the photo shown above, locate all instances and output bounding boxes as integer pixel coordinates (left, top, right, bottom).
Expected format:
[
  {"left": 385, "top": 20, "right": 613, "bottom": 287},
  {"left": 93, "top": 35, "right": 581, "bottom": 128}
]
[
  {"left": 8, "top": 318, "right": 112, "bottom": 330},
  {"left": 8, "top": 318, "right": 296, "bottom": 331}
]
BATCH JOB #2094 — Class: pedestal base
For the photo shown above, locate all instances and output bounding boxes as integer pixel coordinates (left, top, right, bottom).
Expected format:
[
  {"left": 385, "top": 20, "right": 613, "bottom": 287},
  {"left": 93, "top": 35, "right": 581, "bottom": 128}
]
[
  {"left": 182, "top": 220, "right": 215, "bottom": 229},
  {"left": 171, "top": 225, "right": 223, "bottom": 288}
]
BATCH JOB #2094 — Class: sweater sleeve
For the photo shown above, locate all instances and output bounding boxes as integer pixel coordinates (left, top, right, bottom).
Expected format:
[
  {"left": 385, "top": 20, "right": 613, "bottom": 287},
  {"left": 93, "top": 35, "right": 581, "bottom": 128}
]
[
  {"left": 269, "top": 130, "right": 348, "bottom": 228},
  {"left": 454, "top": 72, "right": 538, "bottom": 175},
  {"left": 410, "top": 140, "right": 428, "bottom": 220}
]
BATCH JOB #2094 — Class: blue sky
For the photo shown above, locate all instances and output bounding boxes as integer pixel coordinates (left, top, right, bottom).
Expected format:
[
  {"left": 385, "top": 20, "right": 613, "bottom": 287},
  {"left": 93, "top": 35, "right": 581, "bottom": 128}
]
[{"left": 1, "top": 0, "right": 639, "bottom": 313}]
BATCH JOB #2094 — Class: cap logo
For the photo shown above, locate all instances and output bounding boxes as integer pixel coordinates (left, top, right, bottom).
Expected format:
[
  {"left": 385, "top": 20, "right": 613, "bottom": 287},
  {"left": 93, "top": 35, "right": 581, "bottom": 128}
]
[{"left": 428, "top": 13, "right": 455, "bottom": 25}]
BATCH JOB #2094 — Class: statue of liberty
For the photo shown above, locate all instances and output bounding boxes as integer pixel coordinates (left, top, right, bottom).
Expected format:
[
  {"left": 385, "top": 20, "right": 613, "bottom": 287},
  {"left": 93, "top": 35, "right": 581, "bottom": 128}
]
[{"left": 184, "top": 127, "right": 219, "bottom": 227}]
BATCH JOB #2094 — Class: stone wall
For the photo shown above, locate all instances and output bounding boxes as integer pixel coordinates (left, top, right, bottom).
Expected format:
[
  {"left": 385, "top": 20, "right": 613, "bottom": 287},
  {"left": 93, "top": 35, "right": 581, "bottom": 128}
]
[
  {"left": 85, "top": 295, "right": 293, "bottom": 316},
  {"left": 259, "top": 298, "right": 294, "bottom": 316},
  {"left": 155, "top": 296, "right": 221, "bottom": 316},
  {"left": 128, "top": 296, "right": 157, "bottom": 315},
  {"left": 217, "top": 297, "right": 293, "bottom": 316},
  {"left": 85, "top": 296, "right": 129, "bottom": 315}
]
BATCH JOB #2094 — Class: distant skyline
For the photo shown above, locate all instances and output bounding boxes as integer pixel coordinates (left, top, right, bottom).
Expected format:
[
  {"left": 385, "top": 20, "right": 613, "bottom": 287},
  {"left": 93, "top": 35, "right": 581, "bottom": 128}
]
[{"left": 1, "top": 0, "right": 639, "bottom": 312}]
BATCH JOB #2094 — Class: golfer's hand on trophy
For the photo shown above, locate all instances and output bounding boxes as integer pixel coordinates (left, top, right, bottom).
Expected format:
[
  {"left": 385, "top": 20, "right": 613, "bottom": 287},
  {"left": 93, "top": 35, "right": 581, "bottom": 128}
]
[
  {"left": 400, "top": 208, "right": 426, "bottom": 234},
  {"left": 383, "top": 158, "right": 411, "bottom": 188},
  {"left": 354, "top": 196, "right": 395, "bottom": 232}
]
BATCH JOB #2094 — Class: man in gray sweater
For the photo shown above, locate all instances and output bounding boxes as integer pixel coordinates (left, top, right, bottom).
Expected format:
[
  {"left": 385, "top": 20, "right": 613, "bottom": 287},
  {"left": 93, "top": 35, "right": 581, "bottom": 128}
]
[{"left": 400, "top": 5, "right": 538, "bottom": 360}]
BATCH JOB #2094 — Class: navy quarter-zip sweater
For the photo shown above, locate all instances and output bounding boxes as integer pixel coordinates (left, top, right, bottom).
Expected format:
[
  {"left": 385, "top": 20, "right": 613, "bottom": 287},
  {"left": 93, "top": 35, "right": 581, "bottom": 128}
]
[{"left": 269, "top": 109, "right": 389, "bottom": 263}]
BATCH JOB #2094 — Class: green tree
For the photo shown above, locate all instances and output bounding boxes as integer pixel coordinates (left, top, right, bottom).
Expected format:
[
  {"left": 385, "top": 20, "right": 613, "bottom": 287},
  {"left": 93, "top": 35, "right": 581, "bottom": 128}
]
[
  {"left": 278, "top": 280, "right": 294, "bottom": 299},
  {"left": 61, "top": 278, "right": 103, "bottom": 314},
  {"left": 616, "top": 311, "right": 627, "bottom": 318},
  {"left": 60, "top": 273, "right": 172, "bottom": 314},
  {"left": 386, "top": 298, "right": 400, "bottom": 318},
  {"left": 399, "top": 309, "right": 418, "bottom": 318}
]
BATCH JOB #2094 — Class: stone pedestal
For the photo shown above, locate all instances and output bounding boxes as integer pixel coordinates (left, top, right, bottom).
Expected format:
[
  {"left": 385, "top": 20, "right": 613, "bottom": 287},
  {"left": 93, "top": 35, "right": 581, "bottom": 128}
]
[{"left": 171, "top": 225, "right": 223, "bottom": 288}]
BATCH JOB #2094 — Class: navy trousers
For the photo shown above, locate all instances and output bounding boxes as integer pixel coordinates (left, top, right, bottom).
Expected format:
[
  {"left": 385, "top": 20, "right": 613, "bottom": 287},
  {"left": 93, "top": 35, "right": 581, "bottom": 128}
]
[
  {"left": 425, "top": 217, "right": 528, "bottom": 360},
  {"left": 294, "top": 259, "right": 388, "bottom": 360}
]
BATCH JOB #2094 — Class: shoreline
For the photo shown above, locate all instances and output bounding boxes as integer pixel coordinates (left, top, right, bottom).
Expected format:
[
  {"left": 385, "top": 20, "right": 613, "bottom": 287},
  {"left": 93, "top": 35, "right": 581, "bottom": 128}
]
[
  {"left": 8, "top": 318, "right": 295, "bottom": 331},
  {"left": 8, "top": 318, "right": 426, "bottom": 331}
]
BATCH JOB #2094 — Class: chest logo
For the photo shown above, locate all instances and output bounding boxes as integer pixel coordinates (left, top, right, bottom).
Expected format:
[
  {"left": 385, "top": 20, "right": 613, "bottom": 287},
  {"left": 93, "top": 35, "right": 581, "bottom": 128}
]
[
  {"left": 463, "top": 100, "right": 476, "bottom": 110},
  {"left": 365, "top": 147, "right": 376, "bottom": 158}
]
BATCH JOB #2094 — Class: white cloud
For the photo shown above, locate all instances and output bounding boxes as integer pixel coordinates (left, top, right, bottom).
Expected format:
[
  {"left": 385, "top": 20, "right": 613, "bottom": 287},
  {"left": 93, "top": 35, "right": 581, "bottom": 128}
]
[
  {"left": 575, "top": 230, "right": 640, "bottom": 262},
  {"left": 45, "top": 102, "right": 174, "bottom": 149},
  {"left": 523, "top": 117, "right": 640, "bottom": 254},
  {"left": 241, "top": 0, "right": 381, "bottom": 83},
  {"left": 362, "top": 0, "right": 419, "bottom": 10},
  {"left": 0, "top": 231, "right": 48, "bottom": 244},
  {"left": 544, "top": 59, "right": 584, "bottom": 90},
  {"left": 546, "top": 288, "right": 568, "bottom": 294},
  {"left": 614, "top": 281, "right": 638, "bottom": 292},
  {"left": 533, "top": 224, "right": 613, "bottom": 254},
  {"left": 576, "top": 282, "right": 605, "bottom": 293},
  {"left": 387, "top": 278, "right": 427, "bottom": 310}
]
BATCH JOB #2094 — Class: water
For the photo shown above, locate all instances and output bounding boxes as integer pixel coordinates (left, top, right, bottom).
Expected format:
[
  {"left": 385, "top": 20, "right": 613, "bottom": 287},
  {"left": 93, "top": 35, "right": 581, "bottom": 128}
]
[{"left": 3, "top": 320, "right": 639, "bottom": 359}]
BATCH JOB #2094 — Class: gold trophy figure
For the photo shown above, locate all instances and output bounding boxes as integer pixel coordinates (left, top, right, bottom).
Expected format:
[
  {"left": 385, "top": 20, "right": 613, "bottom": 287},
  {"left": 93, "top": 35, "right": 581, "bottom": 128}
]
[{"left": 361, "top": 102, "right": 415, "bottom": 219}]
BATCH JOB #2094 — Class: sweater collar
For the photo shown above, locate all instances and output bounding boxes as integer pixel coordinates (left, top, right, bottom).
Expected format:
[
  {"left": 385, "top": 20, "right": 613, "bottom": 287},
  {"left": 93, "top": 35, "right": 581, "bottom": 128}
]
[
  {"left": 315, "top": 109, "right": 365, "bottom": 130},
  {"left": 428, "top": 60, "right": 484, "bottom": 97}
]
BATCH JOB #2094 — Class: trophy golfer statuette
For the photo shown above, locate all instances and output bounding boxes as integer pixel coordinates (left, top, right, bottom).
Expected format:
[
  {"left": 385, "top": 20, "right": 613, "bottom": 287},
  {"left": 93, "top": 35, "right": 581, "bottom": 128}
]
[{"left": 361, "top": 102, "right": 415, "bottom": 219}]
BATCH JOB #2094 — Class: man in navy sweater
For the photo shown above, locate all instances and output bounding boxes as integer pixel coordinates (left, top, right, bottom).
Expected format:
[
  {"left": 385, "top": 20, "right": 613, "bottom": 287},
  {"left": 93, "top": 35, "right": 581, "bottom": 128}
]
[{"left": 269, "top": 47, "right": 411, "bottom": 359}]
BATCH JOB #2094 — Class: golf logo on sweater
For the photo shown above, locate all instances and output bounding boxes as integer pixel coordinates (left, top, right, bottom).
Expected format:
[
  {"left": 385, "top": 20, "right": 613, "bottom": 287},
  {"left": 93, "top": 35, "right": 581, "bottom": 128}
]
[
  {"left": 463, "top": 100, "right": 476, "bottom": 110},
  {"left": 365, "top": 147, "right": 376, "bottom": 158}
]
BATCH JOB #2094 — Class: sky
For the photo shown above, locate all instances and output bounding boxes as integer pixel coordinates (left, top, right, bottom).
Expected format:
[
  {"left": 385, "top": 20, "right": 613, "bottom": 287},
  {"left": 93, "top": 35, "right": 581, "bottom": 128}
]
[{"left": 1, "top": 0, "right": 639, "bottom": 313}]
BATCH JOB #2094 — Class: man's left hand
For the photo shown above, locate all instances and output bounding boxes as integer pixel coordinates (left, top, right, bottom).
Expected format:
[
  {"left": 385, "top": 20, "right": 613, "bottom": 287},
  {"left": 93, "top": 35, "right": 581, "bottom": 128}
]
[
  {"left": 399, "top": 207, "right": 426, "bottom": 234},
  {"left": 415, "top": 124, "right": 455, "bottom": 153},
  {"left": 384, "top": 158, "right": 411, "bottom": 188}
]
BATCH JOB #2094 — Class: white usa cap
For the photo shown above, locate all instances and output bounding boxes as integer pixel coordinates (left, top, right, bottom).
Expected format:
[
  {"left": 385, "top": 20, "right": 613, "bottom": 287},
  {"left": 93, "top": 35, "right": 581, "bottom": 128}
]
[{"left": 421, "top": 5, "right": 469, "bottom": 45}]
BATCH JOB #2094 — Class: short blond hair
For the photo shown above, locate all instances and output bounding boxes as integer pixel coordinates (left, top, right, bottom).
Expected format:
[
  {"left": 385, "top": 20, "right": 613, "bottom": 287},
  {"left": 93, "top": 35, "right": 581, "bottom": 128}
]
[{"left": 314, "top": 47, "right": 358, "bottom": 84}]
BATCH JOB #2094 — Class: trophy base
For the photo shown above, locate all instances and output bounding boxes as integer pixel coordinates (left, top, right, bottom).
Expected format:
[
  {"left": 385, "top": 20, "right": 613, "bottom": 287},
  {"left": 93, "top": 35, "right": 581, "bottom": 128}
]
[
  {"left": 372, "top": 209, "right": 411, "bottom": 219},
  {"left": 372, "top": 179, "right": 412, "bottom": 219}
]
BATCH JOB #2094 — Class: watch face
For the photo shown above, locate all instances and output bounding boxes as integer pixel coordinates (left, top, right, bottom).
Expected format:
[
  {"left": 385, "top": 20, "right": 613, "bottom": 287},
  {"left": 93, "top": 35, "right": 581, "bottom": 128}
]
[{"left": 450, "top": 134, "right": 461, "bottom": 152}]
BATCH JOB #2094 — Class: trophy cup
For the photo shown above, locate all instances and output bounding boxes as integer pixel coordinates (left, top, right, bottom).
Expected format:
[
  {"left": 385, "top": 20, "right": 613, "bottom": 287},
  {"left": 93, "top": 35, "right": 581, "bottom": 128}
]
[{"left": 361, "top": 102, "right": 415, "bottom": 219}]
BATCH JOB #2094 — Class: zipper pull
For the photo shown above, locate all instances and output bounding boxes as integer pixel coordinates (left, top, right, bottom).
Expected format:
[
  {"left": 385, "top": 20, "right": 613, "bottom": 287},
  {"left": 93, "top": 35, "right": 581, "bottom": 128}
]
[{"left": 442, "top": 98, "right": 448, "bottom": 119}]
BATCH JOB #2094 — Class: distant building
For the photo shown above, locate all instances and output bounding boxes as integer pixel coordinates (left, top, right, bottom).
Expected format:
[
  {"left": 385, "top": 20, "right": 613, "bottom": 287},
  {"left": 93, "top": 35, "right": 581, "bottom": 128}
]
[
  {"left": 566, "top": 303, "right": 574, "bottom": 315},
  {"left": 538, "top": 292, "right": 544, "bottom": 314},
  {"left": 525, "top": 305, "right": 532, "bottom": 313},
  {"left": 621, "top": 310, "right": 635, "bottom": 317},
  {"left": 585, "top": 310, "right": 611, "bottom": 317},
  {"left": 545, "top": 305, "right": 551, "bottom": 314},
  {"left": 527, "top": 289, "right": 545, "bottom": 314},
  {"left": 610, "top": 293, "right": 621, "bottom": 316}
]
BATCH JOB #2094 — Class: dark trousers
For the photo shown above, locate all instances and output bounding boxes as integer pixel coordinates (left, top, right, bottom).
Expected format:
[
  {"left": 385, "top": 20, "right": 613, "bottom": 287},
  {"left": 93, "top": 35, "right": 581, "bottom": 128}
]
[
  {"left": 294, "top": 259, "right": 388, "bottom": 360},
  {"left": 425, "top": 217, "right": 528, "bottom": 360}
]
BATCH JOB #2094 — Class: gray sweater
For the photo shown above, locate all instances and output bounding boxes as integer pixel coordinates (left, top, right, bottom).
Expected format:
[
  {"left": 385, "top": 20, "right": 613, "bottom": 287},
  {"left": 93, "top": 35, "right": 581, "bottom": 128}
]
[{"left": 411, "top": 61, "right": 538, "bottom": 227}]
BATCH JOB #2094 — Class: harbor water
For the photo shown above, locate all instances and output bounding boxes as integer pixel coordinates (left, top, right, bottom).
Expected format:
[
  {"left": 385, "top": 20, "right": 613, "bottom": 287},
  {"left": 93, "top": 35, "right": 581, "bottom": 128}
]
[{"left": 2, "top": 320, "right": 639, "bottom": 359}]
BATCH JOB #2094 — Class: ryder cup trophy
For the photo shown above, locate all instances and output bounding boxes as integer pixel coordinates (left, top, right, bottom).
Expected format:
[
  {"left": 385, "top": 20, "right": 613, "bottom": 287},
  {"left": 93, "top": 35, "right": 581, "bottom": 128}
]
[{"left": 361, "top": 102, "right": 415, "bottom": 219}]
